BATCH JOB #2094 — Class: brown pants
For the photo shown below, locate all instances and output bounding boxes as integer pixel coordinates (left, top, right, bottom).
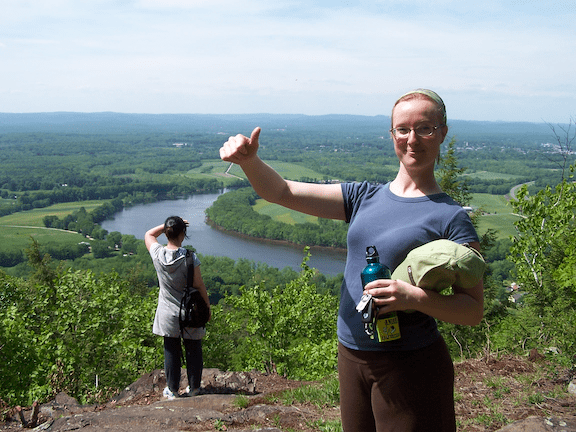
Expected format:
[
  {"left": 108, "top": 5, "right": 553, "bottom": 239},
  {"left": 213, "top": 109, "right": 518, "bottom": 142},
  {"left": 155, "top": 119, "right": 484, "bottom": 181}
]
[{"left": 338, "top": 338, "right": 456, "bottom": 432}]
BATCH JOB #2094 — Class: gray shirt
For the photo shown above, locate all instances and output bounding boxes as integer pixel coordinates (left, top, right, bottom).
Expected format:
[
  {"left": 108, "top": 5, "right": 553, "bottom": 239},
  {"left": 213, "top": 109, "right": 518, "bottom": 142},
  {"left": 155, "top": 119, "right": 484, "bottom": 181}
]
[{"left": 150, "top": 243, "right": 205, "bottom": 339}]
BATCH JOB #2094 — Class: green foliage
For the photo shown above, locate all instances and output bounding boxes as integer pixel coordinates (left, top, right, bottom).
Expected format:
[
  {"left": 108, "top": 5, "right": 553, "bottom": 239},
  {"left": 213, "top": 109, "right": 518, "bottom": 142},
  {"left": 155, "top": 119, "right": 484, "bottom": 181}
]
[
  {"left": 206, "top": 188, "right": 348, "bottom": 248},
  {"left": 499, "top": 165, "right": 576, "bottom": 362},
  {"left": 203, "top": 249, "right": 338, "bottom": 380},
  {"left": 233, "top": 394, "right": 250, "bottom": 409},
  {"left": 213, "top": 418, "right": 226, "bottom": 430},
  {"left": 2, "top": 119, "right": 575, "bottom": 410},
  {"left": 0, "top": 240, "right": 160, "bottom": 406},
  {"left": 437, "top": 137, "right": 472, "bottom": 206},
  {"left": 280, "top": 375, "right": 340, "bottom": 407},
  {"left": 1, "top": 237, "right": 345, "bottom": 405},
  {"left": 0, "top": 249, "right": 24, "bottom": 267},
  {"left": 309, "top": 419, "right": 343, "bottom": 432}
]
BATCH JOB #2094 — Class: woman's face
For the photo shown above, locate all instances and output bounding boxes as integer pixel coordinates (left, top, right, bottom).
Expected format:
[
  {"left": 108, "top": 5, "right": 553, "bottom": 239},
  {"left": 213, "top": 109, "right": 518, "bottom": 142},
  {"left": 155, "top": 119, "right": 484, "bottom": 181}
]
[{"left": 391, "top": 98, "right": 448, "bottom": 173}]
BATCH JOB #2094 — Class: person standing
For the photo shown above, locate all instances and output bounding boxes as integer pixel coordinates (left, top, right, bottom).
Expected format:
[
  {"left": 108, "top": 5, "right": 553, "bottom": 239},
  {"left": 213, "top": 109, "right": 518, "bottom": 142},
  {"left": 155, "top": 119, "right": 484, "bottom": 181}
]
[
  {"left": 219, "top": 89, "right": 483, "bottom": 431},
  {"left": 145, "top": 216, "right": 211, "bottom": 399}
]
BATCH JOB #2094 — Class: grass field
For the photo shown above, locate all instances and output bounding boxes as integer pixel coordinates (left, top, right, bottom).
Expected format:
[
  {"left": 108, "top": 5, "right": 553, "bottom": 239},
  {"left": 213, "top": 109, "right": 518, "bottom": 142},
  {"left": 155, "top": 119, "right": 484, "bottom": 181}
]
[
  {"left": 0, "top": 201, "right": 104, "bottom": 253},
  {"left": 197, "top": 159, "right": 330, "bottom": 183},
  {"left": 471, "top": 193, "right": 520, "bottom": 240},
  {"left": 185, "top": 160, "right": 242, "bottom": 186},
  {"left": 253, "top": 199, "right": 318, "bottom": 225},
  {"left": 470, "top": 193, "right": 514, "bottom": 213},
  {"left": 0, "top": 225, "right": 86, "bottom": 251},
  {"left": 185, "top": 159, "right": 328, "bottom": 187},
  {"left": 463, "top": 171, "right": 524, "bottom": 181},
  {"left": 0, "top": 200, "right": 104, "bottom": 228}
]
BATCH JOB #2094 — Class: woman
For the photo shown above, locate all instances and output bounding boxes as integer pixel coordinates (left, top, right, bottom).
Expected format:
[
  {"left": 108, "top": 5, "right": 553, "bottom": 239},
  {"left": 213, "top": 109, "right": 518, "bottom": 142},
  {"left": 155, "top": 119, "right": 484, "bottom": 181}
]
[
  {"left": 219, "top": 89, "right": 483, "bottom": 431},
  {"left": 145, "top": 216, "right": 211, "bottom": 399}
]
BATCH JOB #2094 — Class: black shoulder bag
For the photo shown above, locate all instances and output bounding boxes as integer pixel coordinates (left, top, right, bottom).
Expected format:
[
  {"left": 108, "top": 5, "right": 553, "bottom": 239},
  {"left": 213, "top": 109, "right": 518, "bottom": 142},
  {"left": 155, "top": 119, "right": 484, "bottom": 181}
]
[{"left": 179, "top": 250, "right": 210, "bottom": 335}]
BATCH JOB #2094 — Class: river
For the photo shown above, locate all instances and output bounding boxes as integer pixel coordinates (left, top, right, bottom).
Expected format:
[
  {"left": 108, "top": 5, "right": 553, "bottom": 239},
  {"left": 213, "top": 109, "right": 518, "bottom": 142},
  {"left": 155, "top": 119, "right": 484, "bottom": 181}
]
[{"left": 101, "top": 191, "right": 347, "bottom": 276}]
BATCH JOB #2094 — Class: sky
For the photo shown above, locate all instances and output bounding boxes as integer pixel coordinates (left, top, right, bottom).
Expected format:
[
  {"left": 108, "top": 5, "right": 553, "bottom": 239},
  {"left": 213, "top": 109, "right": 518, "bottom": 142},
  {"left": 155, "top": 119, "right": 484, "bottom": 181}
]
[{"left": 1, "top": 0, "right": 575, "bottom": 123}]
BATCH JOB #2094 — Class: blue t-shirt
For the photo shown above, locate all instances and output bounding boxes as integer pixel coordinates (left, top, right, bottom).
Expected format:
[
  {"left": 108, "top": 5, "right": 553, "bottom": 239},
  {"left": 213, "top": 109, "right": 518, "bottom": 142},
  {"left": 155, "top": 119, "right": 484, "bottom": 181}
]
[{"left": 339, "top": 181, "right": 479, "bottom": 352}]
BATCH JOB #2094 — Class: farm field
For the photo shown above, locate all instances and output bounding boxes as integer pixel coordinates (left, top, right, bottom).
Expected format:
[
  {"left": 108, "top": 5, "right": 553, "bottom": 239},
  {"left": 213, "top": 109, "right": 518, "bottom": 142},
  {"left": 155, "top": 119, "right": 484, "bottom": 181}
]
[
  {"left": 223, "top": 160, "right": 329, "bottom": 182},
  {"left": 464, "top": 170, "right": 523, "bottom": 181},
  {"left": 0, "top": 201, "right": 104, "bottom": 253},
  {"left": 0, "top": 225, "right": 86, "bottom": 252},
  {"left": 253, "top": 199, "right": 318, "bottom": 225},
  {"left": 186, "top": 160, "right": 243, "bottom": 185},
  {"left": 0, "top": 200, "right": 104, "bottom": 228},
  {"left": 186, "top": 159, "right": 331, "bottom": 186},
  {"left": 471, "top": 193, "right": 520, "bottom": 240}
]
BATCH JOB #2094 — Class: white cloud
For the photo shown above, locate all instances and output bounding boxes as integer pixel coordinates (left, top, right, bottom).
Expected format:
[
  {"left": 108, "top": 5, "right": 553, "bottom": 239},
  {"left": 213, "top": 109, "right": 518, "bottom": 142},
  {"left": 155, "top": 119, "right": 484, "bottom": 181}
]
[{"left": 0, "top": 0, "right": 574, "bottom": 121}]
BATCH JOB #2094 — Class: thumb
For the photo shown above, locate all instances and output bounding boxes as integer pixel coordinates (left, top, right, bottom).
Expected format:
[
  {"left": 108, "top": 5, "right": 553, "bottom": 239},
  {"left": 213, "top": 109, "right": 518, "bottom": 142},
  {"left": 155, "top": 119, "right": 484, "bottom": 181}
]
[{"left": 250, "top": 127, "right": 261, "bottom": 146}]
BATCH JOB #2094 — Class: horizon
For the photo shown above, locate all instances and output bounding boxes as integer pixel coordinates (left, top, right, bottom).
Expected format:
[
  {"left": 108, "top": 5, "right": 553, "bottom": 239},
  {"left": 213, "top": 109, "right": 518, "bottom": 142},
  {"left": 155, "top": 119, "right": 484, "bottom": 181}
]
[
  {"left": 2, "top": 1, "right": 575, "bottom": 124},
  {"left": 0, "top": 111, "right": 567, "bottom": 127}
]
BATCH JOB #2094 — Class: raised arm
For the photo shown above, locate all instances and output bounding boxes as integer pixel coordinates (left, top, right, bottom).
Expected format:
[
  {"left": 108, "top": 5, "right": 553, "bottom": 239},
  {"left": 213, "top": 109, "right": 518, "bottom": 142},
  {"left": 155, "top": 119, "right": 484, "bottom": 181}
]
[
  {"left": 219, "top": 127, "right": 346, "bottom": 220},
  {"left": 145, "top": 224, "right": 165, "bottom": 251}
]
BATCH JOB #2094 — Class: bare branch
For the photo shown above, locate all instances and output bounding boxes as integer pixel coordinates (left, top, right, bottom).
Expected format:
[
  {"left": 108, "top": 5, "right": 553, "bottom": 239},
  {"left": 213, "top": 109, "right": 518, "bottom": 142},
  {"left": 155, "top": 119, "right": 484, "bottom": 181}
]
[{"left": 544, "top": 118, "right": 576, "bottom": 183}]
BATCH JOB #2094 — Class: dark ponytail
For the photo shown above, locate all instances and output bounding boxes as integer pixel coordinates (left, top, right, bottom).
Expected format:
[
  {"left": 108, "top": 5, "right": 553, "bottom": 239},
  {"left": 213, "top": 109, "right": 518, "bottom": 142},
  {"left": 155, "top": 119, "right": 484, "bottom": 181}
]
[{"left": 164, "top": 216, "right": 187, "bottom": 241}]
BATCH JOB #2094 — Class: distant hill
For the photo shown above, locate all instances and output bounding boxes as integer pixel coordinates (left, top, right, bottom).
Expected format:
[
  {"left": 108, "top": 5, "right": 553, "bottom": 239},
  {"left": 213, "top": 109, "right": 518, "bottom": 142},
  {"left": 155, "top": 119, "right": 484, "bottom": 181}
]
[{"left": 0, "top": 112, "right": 560, "bottom": 144}]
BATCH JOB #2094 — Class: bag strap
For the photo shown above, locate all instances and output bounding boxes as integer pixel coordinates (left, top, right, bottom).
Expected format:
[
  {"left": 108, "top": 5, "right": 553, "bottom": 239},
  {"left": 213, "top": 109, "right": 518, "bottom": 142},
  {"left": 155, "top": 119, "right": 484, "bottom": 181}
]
[
  {"left": 180, "top": 249, "right": 196, "bottom": 363},
  {"left": 186, "top": 249, "right": 195, "bottom": 288}
]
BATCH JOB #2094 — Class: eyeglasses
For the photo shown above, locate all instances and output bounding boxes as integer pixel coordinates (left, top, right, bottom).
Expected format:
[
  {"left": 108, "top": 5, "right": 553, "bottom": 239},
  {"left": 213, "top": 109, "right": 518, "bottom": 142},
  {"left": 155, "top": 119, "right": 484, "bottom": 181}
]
[{"left": 390, "top": 124, "right": 444, "bottom": 138}]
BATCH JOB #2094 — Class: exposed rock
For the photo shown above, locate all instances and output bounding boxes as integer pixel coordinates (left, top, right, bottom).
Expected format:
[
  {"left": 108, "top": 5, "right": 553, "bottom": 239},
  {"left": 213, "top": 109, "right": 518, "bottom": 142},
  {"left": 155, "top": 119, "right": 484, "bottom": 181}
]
[
  {"left": 569, "top": 380, "right": 576, "bottom": 396},
  {"left": 2, "top": 358, "right": 574, "bottom": 432},
  {"left": 39, "top": 392, "right": 88, "bottom": 419},
  {"left": 496, "top": 416, "right": 576, "bottom": 431},
  {"left": 108, "top": 369, "right": 165, "bottom": 406},
  {"left": 1, "top": 368, "right": 296, "bottom": 432},
  {"left": 108, "top": 367, "right": 257, "bottom": 406},
  {"left": 228, "top": 403, "right": 312, "bottom": 424},
  {"left": 202, "top": 368, "right": 257, "bottom": 394}
]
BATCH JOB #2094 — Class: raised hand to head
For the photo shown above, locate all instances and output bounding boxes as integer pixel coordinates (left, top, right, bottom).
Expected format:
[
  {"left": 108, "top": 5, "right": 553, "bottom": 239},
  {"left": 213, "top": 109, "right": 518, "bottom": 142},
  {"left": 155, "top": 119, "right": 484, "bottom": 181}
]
[{"left": 219, "top": 127, "right": 261, "bottom": 165}]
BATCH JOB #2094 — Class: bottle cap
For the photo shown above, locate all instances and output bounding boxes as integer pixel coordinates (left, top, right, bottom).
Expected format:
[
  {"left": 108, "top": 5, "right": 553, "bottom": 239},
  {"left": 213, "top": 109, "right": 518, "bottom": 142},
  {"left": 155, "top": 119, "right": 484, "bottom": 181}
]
[{"left": 366, "top": 246, "right": 379, "bottom": 263}]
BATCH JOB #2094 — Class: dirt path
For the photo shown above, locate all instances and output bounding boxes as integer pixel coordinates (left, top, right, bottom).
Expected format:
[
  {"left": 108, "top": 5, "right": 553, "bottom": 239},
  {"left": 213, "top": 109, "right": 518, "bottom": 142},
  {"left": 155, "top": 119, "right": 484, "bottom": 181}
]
[{"left": 2, "top": 357, "right": 575, "bottom": 432}]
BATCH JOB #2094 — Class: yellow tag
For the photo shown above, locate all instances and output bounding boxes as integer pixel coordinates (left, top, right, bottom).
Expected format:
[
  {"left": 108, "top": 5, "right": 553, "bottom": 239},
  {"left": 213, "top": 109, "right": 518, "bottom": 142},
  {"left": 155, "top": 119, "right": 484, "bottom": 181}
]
[{"left": 376, "top": 312, "right": 401, "bottom": 342}]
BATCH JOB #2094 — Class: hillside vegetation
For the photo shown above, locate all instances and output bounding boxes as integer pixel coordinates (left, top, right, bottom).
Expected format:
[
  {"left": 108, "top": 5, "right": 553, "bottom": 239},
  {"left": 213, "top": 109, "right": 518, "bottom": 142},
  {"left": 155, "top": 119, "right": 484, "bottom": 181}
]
[{"left": 1, "top": 114, "right": 575, "bottom": 428}]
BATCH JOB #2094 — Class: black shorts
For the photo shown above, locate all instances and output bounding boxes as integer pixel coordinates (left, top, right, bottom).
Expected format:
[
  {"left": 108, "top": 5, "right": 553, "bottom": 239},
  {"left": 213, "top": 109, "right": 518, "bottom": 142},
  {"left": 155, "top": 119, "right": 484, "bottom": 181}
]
[{"left": 338, "top": 337, "right": 455, "bottom": 432}]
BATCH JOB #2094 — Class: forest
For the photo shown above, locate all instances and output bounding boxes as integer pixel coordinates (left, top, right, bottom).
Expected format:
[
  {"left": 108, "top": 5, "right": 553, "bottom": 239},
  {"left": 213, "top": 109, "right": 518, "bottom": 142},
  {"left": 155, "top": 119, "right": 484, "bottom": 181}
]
[{"left": 1, "top": 113, "right": 575, "bottom": 416}]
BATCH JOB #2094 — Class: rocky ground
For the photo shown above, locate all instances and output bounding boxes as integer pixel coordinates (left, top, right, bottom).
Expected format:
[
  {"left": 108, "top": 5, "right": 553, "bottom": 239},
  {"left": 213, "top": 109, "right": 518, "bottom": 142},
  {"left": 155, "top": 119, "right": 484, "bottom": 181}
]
[{"left": 1, "top": 354, "right": 575, "bottom": 432}]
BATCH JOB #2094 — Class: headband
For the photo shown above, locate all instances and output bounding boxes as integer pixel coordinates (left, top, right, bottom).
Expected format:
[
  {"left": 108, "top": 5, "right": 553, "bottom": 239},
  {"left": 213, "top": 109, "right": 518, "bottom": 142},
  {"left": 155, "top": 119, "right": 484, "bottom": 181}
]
[{"left": 398, "top": 89, "right": 447, "bottom": 125}]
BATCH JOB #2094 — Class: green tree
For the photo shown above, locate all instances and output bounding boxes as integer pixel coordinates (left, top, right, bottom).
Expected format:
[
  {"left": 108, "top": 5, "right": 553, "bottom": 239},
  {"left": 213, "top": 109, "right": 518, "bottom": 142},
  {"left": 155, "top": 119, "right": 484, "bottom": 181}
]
[
  {"left": 120, "top": 235, "right": 139, "bottom": 255},
  {"left": 107, "top": 231, "right": 123, "bottom": 249},
  {"left": 437, "top": 137, "right": 472, "bottom": 206},
  {"left": 203, "top": 249, "right": 338, "bottom": 380},
  {"left": 91, "top": 240, "right": 112, "bottom": 259},
  {"left": 0, "top": 246, "right": 159, "bottom": 406},
  {"left": 435, "top": 138, "right": 506, "bottom": 358},
  {"left": 502, "top": 167, "right": 576, "bottom": 360}
]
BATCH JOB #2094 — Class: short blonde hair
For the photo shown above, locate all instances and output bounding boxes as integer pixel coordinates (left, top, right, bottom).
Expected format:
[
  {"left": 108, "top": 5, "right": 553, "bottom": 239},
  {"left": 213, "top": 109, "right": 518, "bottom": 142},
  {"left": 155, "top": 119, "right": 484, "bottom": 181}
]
[{"left": 391, "top": 89, "right": 447, "bottom": 127}]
